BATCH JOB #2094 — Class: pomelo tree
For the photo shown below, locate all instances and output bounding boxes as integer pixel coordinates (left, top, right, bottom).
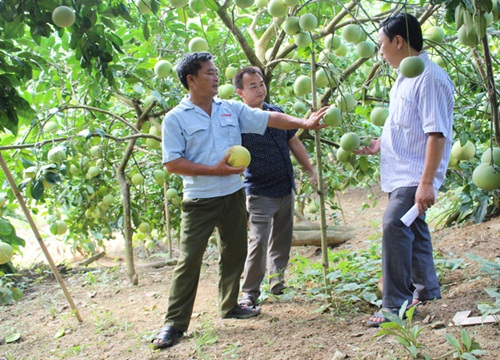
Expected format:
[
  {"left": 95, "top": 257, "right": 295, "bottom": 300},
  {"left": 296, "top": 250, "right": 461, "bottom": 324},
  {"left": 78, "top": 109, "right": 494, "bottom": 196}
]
[{"left": 0, "top": 0, "right": 498, "bottom": 290}]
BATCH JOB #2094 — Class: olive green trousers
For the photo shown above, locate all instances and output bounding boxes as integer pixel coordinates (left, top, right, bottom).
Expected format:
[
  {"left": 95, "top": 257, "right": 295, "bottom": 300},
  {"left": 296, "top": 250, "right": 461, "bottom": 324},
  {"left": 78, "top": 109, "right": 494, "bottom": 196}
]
[{"left": 163, "top": 188, "right": 247, "bottom": 331}]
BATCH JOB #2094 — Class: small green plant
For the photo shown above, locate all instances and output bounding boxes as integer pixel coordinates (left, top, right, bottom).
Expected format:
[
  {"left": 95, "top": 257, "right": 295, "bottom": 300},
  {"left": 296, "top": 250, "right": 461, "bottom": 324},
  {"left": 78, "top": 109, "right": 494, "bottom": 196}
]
[
  {"left": 190, "top": 321, "right": 218, "bottom": 359},
  {"left": 444, "top": 329, "right": 488, "bottom": 359},
  {"left": 467, "top": 253, "right": 500, "bottom": 322},
  {"left": 375, "top": 303, "right": 429, "bottom": 359}
]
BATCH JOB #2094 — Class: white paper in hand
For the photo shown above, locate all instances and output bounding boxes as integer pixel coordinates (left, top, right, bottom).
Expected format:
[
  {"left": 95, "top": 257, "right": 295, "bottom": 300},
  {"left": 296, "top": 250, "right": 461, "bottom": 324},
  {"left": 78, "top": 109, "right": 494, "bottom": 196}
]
[{"left": 400, "top": 204, "right": 419, "bottom": 227}]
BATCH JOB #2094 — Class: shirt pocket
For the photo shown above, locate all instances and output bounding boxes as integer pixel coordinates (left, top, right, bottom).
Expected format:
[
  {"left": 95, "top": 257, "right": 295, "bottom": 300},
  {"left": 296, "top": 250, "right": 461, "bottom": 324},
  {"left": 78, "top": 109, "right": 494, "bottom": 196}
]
[
  {"left": 218, "top": 115, "right": 241, "bottom": 148},
  {"left": 183, "top": 121, "right": 210, "bottom": 151},
  {"left": 392, "top": 96, "right": 417, "bottom": 129}
]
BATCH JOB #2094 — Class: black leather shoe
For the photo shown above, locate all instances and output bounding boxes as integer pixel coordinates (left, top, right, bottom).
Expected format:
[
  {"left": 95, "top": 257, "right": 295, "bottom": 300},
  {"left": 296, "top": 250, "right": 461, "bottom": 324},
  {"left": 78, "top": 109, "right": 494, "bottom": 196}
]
[{"left": 151, "top": 326, "right": 183, "bottom": 349}]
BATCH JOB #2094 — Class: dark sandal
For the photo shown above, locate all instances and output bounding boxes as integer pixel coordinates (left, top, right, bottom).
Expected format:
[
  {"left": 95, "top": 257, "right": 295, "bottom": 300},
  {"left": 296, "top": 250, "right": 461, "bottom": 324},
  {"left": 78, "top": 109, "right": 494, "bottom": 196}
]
[
  {"left": 238, "top": 295, "right": 257, "bottom": 307},
  {"left": 151, "top": 326, "right": 183, "bottom": 349}
]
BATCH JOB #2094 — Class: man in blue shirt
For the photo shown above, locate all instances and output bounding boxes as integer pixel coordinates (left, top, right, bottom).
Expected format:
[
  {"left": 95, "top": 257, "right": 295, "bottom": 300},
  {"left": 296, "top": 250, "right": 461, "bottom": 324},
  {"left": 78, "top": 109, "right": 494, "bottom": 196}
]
[
  {"left": 153, "top": 52, "right": 327, "bottom": 349},
  {"left": 233, "top": 67, "right": 317, "bottom": 306}
]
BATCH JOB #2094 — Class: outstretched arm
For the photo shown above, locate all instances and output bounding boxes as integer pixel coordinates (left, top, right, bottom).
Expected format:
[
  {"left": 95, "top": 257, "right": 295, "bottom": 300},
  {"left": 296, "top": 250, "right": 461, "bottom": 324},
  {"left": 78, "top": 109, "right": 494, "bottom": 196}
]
[{"left": 267, "top": 106, "right": 329, "bottom": 130}]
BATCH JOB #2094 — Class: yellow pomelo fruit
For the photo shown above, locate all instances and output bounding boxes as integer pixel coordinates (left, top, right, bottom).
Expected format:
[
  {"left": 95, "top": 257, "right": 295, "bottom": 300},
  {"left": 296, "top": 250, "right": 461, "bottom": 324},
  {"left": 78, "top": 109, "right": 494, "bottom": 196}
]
[
  {"left": 400, "top": 56, "right": 425, "bottom": 78},
  {"left": 451, "top": 140, "right": 476, "bottom": 161},
  {"left": 267, "top": 0, "right": 288, "bottom": 18},
  {"left": 0, "top": 242, "right": 14, "bottom": 264},
  {"left": 370, "top": 107, "right": 389, "bottom": 126},
  {"left": 472, "top": 163, "right": 500, "bottom": 191},
  {"left": 293, "top": 75, "right": 311, "bottom": 96},
  {"left": 154, "top": 60, "right": 172, "bottom": 77},
  {"left": 340, "top": 132, "right": 360, "bottom": 152},
  {"left": 226, "top": 145, "right": 251, "bottom": 168},
  {"left": 132, "top": 173, "right": 145, "bottom": 186},
  {"left": 52, "top": 6, "right": 75, "bottom": 27},
  {"left": 188, "top": 37, "right": 209, "bottom": 52}
]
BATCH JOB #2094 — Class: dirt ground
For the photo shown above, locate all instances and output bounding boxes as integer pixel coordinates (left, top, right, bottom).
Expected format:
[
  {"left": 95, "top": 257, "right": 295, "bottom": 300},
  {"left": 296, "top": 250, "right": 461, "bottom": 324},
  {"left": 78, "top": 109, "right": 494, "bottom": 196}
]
[{"left": 1, "top": 187, "right": 499, "bottom": 360}]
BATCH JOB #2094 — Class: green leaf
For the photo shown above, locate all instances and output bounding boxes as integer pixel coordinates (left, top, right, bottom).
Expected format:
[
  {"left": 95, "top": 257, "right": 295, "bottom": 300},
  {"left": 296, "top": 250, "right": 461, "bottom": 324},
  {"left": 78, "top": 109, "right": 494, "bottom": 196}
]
[
  {"left": 31, "top": 180, "right": 45, "bottom": 200},
  {"left": 0, "top": 217, "right": 13, "bottom": 236},
  {"left": 461, "top": 328, "right": 472, "bottom": 349},
  {"left": 54, "top": 328, "right": 66, "bottom": 339},
  {"left": 444, "top": 332, "right": 460, "bottom": 349},
  {"left": 6, "top": 332, "right": 21, "bottom": 343}
]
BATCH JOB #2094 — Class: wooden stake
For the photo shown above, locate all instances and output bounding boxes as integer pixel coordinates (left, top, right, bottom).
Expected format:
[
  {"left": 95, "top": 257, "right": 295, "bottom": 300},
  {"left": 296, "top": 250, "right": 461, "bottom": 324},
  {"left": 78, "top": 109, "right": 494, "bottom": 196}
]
[{"left": 0, "top": 152, "right": 82, "bottom": 322}]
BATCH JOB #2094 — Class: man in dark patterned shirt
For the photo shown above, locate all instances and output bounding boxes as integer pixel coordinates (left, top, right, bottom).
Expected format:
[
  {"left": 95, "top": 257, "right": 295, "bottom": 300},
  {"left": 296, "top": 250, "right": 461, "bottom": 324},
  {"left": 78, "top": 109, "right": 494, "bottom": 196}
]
[{"left": 233, "top": 67, "right": 317, "bottom": 306}]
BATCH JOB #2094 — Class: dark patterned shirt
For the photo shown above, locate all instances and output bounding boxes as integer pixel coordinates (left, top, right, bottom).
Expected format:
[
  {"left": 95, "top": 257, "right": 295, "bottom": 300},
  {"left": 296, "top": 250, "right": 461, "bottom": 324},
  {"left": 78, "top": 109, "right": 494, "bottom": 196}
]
[{"left": 242, "top": 102, "right": 297, "bottom": 197}]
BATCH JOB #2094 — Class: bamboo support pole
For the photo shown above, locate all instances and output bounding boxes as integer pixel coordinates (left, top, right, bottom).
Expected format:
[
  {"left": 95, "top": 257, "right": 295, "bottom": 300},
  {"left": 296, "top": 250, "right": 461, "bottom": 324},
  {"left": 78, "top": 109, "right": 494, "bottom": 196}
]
[{"left": 0, "top": 152, "right": 82, "bottom": 322}]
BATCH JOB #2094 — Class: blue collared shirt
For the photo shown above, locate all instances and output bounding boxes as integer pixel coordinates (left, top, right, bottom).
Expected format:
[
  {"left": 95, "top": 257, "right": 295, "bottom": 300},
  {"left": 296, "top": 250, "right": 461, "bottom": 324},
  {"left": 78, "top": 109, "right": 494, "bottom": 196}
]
[
  {"left": 162, "top": 95, "right": 270, "bottom": 199},
  {"left": 242, "top": 102, "right": 297, "bottom": 197}
]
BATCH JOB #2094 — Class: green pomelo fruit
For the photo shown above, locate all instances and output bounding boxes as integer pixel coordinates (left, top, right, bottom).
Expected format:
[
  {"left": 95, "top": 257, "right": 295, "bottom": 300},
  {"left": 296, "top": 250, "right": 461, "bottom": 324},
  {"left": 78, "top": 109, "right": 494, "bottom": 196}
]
[
  {"left": 102, "top": 194, "right": 115, "bottom": 206},
  {"left": 0, "top": 242, "right": 14, "bottom": 264},
  {"left": 56, "top": 221, "right": 68, "bottom": 235},
  {"left": 47, "top": 146, "right": 66, "bottom": 164},
  {"left": 336, "top": 148, "right": 352, "bottom": 163},
  {"left": 166, "top": 188, "right": 179, "bottom": 200},
  {"left": 481, "top": 147, "right": 500, "bottom": 166},
  {"left": 283, "top": 17, "right": 301, "bottom": 36},
  {"left": 227, "top": 145, "right": 251, "bottom": 168},
  {"left": 425, "top": 26, "right": 445, "bottom": 43},
  {"left": 340, "top": 132, "right": 361, "bottom": 152},
  {"left": 52, "top": 6, "right": 75, "bottom": 27},
  {"left": 154, "top": 60, "right": 172, "bottom": 77},
  {"left": 293, "top": 101, "right": 308, "bottom": 114},
  {"left": 336, "top": 93, "right": 356, "bottom": 113},
  {"left": 24, "top": 166, "right": 38, "bottom": 179},
  {"left": 472, "top": 163, "right": 500, "bottom": 191},
  {"left": 299, "top": 13, "right": 318, "bottom": 32},
  {"left": 146, "top": 138, "right": 161, "bottom": 149},
  {"left": 308, "top": 201, "right": 319, "bottom": 213},
  {"left": 189, "top": 0, "right": 207, "bottom": 13},
  {"left": 101, "top": 227, "right": 112, "bottom": 236},
  {"left": 138, "top": 222, "right": 151, "bottom": 233},
  {"left": 283, "top": 0, "right": 299, "bottom": 5},
  {"left": 225, "top": 66, "right": 237, "bottom": 79},
  {"left": 235, "top": 0, "right": 254, "bottom": 8},
  {"left": 87, "top": 166, "right": 100, "bottom": 178},
  {"left": 132, "top": 173, "right": 145, "bottom": 186},
  {"left": 255, "top": 0, "right": 268, "bottom": 8},
  {"left": 218, "top": 84, "right": 235, "bottom": 99},
  {"left": 267, "top": 0, "right": 288, "bottom": 18},
  {"left": 448, "top": 156, "right": 460, "bottom": 170},
  {"left": 323, "top": 106, "right": 342, "bottom": 127},
  {"left": 189, "top": 37, "right": 209, "bottom": 52},
  {"left": 170, "top": 0, "right": 189, "bottom": 8},
  {"left": 50, "top": 222, "right": 59, "bottom": 236},
  {"left": 334, "top": 43, "right": 347, "bottom": 57},
  {"left": 356, "top": 41, "right": 375, "bottom": 58},
  {"left": 451, "top": 140, "right": 476, "bottom": 161},
  {"left": 342, "top": 24, "right": 362, "bottom": 43},
  {"left": 44, "top": 121, "right": 59, "bottom": 132},
  {"left": 90, "top": 145, "right": 100, "bottom": 157},
  {"left": 457, "top": 25, "right": 477, "bottom": 47},
  {"left": 370, "top": 107, "right": 389, "bottom": 126},
  {"left": 153, "top": 169, "right": 167, "bottom": 185},
  {"left": 293, "top": 75, "right": 311, "bottom": 96},
  {"left": 136, "top": 0, "right": 153, "bottom": 14},
  {"left": 315, "top": 68, "right": 330, "bottom": 88},
  {"left": 324, "top": 34, "right": 341, "bottom": 50},
  {"left": 400, "top": 56, "right": 425, "bottom": 78},
  {"left": 294, "top": 32, "right": 312, "bottom": 48}
]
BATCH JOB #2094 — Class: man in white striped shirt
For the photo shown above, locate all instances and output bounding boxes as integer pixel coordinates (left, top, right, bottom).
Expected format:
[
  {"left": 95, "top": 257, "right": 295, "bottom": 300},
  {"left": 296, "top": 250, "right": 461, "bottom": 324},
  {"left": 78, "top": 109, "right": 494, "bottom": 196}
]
[{"left": 356, "top": 13, "right": 454, "bottom": 327}]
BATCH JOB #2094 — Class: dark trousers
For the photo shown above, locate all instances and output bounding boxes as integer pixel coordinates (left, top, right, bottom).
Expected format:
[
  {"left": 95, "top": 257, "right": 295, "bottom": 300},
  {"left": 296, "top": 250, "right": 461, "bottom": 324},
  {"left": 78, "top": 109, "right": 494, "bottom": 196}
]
[
  {"left": 164, "top": 188, "right": 247, "bottom": 331},
  {"left": 382, "top": 187, "right": 441, "bottom": 309}
]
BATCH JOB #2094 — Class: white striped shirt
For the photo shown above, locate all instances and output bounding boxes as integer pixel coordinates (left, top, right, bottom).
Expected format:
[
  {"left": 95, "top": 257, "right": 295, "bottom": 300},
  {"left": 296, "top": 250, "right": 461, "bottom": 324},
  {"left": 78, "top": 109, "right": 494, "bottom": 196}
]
[{"left": 380, "top": 51, "right": 454, "bottom": 193}]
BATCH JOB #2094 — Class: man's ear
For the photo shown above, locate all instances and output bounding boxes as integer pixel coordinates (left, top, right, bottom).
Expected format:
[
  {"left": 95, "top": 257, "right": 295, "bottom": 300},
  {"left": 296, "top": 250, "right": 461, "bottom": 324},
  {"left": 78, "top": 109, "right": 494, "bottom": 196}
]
[
  {"left": 394, "top": 35, "right": 405, "bottom": 49},
  {"left": 235, "top": 88, "right": 244, "bottom": 99}
]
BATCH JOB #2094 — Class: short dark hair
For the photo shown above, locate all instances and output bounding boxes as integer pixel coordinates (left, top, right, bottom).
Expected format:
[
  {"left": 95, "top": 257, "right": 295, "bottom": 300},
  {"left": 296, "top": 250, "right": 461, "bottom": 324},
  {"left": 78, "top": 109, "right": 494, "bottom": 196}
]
[
  {"left": 380, "top": 13, "right": 423, "bottom": 52},
  {"left": 176, "top": 52, "right": 213, "bottom": 90},
  {"left": 233, "top": 66, "right": 264, "bottom": 90}
]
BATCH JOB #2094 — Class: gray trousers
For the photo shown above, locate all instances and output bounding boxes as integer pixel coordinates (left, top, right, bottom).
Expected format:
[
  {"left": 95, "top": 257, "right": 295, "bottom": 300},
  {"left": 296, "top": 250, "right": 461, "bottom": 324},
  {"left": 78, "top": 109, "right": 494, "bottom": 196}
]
[
  {"left": 164, "top": 189, "right": 247, "bottom": 331},
  {"left": 382, "top": 186, "right": 441, "bottom": 309},
  {"left": 241, "top": 193, "right": 294, "bottom": 299}
]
